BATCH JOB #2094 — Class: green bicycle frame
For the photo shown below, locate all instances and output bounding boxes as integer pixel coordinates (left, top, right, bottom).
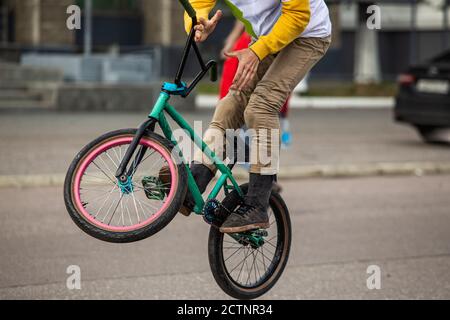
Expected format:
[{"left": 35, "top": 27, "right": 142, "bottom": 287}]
[
  {"left": 114, "top": 2, "right": 241, "bottom": 216},
  {"left": 149, "top": 92, "right": 243, "bottom": 215}
]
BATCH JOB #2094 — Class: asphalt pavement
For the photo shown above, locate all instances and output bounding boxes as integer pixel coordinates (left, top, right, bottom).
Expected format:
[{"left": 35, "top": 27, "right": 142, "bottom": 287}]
[
  {"left": 0, "top": 176, "right": 449, "bottom": 299},
  {"left": 0, "top": 109, "right": 449, "bottom": 299},
  {"left": 1, "top": 109, "right": 449, "bottom": 176}
]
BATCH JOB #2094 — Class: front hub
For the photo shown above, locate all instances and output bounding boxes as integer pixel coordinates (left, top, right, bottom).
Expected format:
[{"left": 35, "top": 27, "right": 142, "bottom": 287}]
[{"left": 118, "top": 176, "right": 134, "bottom": 195}]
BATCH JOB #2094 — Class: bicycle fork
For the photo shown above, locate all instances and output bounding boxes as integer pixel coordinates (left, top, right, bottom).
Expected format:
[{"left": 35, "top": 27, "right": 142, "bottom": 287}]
[{"left": 115, "top": 118, "right": 157, "bottom": 183}]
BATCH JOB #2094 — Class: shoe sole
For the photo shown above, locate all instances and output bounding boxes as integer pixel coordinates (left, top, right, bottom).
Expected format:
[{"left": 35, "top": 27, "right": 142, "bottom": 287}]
[
  {"left": 220, "top": 222, "right": 270, "bottom": 234},
  {"left": 179, "top": 206, "right": 192, "bottom": 216}
]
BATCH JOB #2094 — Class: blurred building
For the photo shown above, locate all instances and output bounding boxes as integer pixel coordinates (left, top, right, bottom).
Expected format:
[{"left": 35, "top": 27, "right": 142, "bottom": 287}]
[
  {"left": 0, "top": 0, "right": 187, "bottom": 50},
  {"left": 0, "top": 0, "right": 449, "bottom": 81},
  {"left": 1, "top": 0, "right": 73, "bottom": 46}
]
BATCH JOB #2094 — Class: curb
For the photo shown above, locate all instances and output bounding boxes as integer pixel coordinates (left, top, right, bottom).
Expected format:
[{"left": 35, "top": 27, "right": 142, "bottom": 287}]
[
  {"left": 0, "top": 174, "right": 65, "bottom": 188},
  {"left": 196, "top": 95, "right": 395, "bottom": 109},
  {"left": 1, "top": 162, "right": 450, "bottom": 188}
]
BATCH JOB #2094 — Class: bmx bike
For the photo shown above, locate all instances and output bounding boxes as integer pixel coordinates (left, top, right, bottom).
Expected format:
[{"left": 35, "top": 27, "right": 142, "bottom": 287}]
[{"left": 64, "top": 0, "right": 291, "bottom": 300}]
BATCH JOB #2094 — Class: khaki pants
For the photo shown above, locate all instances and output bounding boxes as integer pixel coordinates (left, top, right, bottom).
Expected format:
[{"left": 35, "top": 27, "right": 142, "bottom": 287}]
[{"left": 195, "top": 36, "right": 331, "bottom": 175}]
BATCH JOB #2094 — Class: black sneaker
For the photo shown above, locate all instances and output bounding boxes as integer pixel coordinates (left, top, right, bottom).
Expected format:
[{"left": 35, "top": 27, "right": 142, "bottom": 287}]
[
  {"left": 158, "top": 166, "right": 193, "bottom": 216},
  {"left": 158, "top": 163, "right": 214, "bottom": 216},
  {"left": 219, "top": 204, "right": 269, "bottom": 234}
]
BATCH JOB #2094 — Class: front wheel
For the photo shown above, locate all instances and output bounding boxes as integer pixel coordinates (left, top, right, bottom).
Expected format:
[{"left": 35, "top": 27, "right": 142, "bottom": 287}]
[
  {"left": 208, "top": 184, "right": 292, "bottom": 300},
  {"left": 64, "top": 129, "right": 187, "bottom": 243}
]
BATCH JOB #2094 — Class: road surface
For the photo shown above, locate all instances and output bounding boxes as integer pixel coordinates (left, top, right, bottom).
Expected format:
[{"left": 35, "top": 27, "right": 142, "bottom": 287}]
[
  {"left": 0, "top": 109, "right": 449, "bottom": 299},
  {"left": 0, "top": 175, "right": 449, "bottom": 299}
]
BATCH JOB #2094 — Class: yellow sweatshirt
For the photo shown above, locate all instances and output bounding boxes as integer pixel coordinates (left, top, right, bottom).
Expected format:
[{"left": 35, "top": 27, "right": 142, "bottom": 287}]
[{"left": 184, "top": 0, "right": 331, "bottom": 61}]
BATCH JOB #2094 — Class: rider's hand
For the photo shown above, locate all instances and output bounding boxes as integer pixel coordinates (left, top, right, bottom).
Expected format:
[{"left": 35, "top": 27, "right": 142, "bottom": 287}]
[
  {"left": 220, "top": 40, "right": 234, "bottom": 60},
  {"left": 225, "top": 48, "right": 260, "bottom": 91},
  {"left": 194, "top": 10, "right": 223, "bottom": 43}
]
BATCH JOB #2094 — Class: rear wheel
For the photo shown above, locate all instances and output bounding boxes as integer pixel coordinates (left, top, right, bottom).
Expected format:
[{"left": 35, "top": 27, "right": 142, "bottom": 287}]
[
  {"left": 208, "top": 184, "right": 291, "bottom": 300},
  {"left": 64, "top": 129, "right": 187, "bottom": 243}
]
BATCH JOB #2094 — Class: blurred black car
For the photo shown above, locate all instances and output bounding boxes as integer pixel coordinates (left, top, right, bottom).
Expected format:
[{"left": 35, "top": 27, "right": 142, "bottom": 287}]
[{"left": 395, "top": 50, "right": 450, "bottom": 143}]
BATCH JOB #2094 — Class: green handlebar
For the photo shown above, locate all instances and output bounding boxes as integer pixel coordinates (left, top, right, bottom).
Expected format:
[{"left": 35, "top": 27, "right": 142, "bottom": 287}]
[{"left": 179, "top": 0, "right": 196, "bottom": 19}]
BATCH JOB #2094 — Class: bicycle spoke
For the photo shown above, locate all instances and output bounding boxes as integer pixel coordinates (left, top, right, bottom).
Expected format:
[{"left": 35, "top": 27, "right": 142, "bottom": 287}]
[
  {"left": 147, "top": 157, "right": 164, "bottom": 176},
  {"left": 101, "top": 189, "right": 121, "bottom": 223},
  {"left": 118, "top": 145, "right": 123, "bottom": 164},
  {"left": 120, "top": 195, "right": 125, "bottom": 227},
  {"left": 264, "top": 238, "right": 277, "bottom": 250},
  {"left": 111, "top": 147, "right": 122, "bottom": 167},
  {"left": 252, "top": 250, "right": 259, "bottom": 283},
  {"left": 229, "top": 246, "right": 254, "bottom": 274},
  {"left": 131, "top": 191, "right": 141, "bottom": 223},
  {"left": 83, "top": 173, "right": 113, "bottom": 183},
  {"left": 224, "top": 246, "right": 244, "bottom": 263},
  {"left": 261, "top": 242, "right": 276, "bottom": 256},
  {"left": 91, "top": 161, "right": 117, "bottom": 185},
  {"left": 105, "top": 150, "right": 119, "bottom": 169},
  {"left": 139, "top": 149, "right": 157, "bottom": 166},
  {"left": 135, "top": 194, "right": 160, "bottom": 211},
  {"left": 245, "top": 248, "right": 256, "bottom": 285},
  {"left": 135, "top": 196, "right": 149, "bottom": 219},
  {"left": 235, "top": 249, "right": 248, "bottom": 282},
  {"left": 98, "top": 154, "right": 116, "bottom": 179},
  {"left": 134, "top": 183, "right": 171, "bottom": 192},
  {"left": 106, "top": 193, "right": 124, "bottom": 225},
  {"left": 258, "top": 246, "right": 275, "bottom": 263},
  {"left": 84, "top": 189, "right": 114, "bottom": 205},
  {"left": 93, "top": 184, "right": 118, "bottom": 219},
  {"left": 260, "top": 246, "right": 267, "bottom": 271},
  {"left": 81, "top": 187, "right": 114, "bottom": 193},
  {"left": 125, "top": 196, "right": 133, "bottom": 225}
]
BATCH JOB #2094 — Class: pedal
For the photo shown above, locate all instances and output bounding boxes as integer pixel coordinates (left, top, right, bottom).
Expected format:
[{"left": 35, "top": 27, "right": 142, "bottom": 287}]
[
  {"left": 253, "top": 230, "right": 268, "bottom": 237},
  {"left": 142, "top": 176, "right": 166, "bottom": 201}
]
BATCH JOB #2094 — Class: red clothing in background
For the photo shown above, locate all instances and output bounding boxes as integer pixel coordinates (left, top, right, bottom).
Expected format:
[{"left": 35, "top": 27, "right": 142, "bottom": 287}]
[
  {"left": 219, "top": 32, "right": 289, "bottom": 117},
  {"left": 220, "top": 33, "right": 252, "bottom": 99}
]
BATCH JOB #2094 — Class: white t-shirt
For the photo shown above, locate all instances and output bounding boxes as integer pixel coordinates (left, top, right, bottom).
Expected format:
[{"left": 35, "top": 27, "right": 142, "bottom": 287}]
[{"left": 226, "top": 0, "right": 332, "bottom": 39}]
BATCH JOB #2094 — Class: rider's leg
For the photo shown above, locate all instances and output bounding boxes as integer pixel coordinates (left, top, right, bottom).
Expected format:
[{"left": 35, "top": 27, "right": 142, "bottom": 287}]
[
  {"left": 158, "top": 162, "right": 215, "bottom": 216},
  {"left": 158, "top": 62, "right": 268, "bottom": 216},
  {"left": 220, "top": 36, "right": 331, "bottom": 233},
  {"left": 158, "top": 89, "right": 253, "bottom": 217},
  {"left": 175, "top": 58, "right": 275, "bottom": 216},
  {"left": 193, "top": 55, "right": 275, "bottom": 172},
  {"left": 169, "top": 61, "right": 271, "bottom": 216}
]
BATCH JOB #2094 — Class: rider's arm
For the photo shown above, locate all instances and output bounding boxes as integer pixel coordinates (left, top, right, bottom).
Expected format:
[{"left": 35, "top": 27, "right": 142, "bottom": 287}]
[
  {"left": 250, "top": 0, "right": 311, "bottom": 61},
  {"left": 184, "top": 0, "right": 217, "bottom": 33}
]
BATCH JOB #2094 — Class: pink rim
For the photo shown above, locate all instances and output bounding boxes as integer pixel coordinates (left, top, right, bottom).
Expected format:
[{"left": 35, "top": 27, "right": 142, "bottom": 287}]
[{"left": 73, "top": 136, "right": 178, "bottom": 232}]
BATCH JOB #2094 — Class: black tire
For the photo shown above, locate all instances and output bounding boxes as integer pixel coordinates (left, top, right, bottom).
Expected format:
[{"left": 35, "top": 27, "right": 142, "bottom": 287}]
[
  {"left": 64, "top": 129, "right": 187, "bottom": 243},
  {"left": 208, "top": 184, "right": 292, "bottom": 300},
  {"left": 415, "top": 125, "right": 450, "bottom": 144}
]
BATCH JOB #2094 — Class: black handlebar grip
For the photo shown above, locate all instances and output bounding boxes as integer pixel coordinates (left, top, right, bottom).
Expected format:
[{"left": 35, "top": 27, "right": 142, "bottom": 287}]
[
  {"left": 179, "top": 0, "right": 196, "bottom": 19},
  {"left": 210, "top": 62, "right": 218, "bottom": 82}
]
